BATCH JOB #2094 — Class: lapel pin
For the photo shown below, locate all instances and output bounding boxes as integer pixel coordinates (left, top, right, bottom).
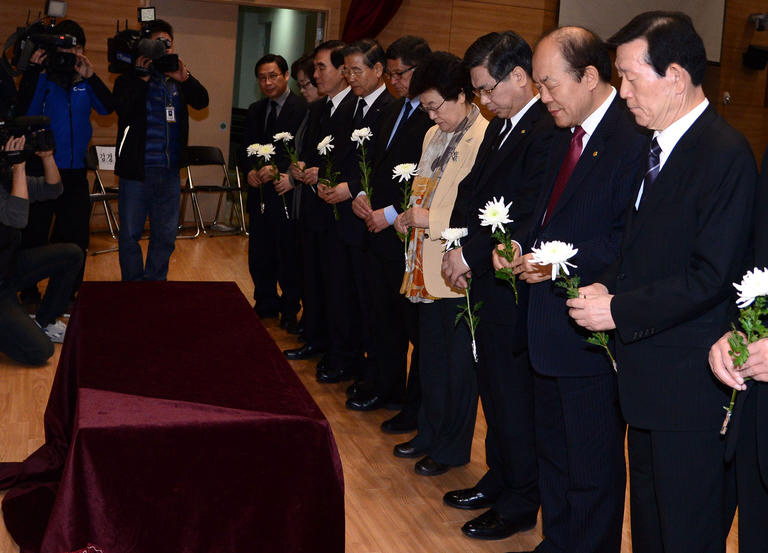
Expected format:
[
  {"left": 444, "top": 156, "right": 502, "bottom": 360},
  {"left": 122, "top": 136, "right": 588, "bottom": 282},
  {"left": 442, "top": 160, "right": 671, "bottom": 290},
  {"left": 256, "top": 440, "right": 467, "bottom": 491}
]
[
  {"left": 592, "top": 150, "right": 598, "bottom": 157},
  {"left": 521, "top": 129, "right": 526, "bottom": 134}
]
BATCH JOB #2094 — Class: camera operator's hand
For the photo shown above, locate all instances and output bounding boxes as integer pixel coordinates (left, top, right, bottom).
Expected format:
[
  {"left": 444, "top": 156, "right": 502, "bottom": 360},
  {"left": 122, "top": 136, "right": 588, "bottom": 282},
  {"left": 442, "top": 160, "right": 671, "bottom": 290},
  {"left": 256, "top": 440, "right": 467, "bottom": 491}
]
[
  {"left": 30, "top": 49, "right": 47, "bottom": 68},
  {"left": 135, "top": 56, "right": 152, "bottom": 82},
  {"left": 35, "top": 148, "right": 61, "bottom": 185},
  {"left": 165, "top": 57, "right": 189, "bottom": 83},
  {"left": 3, "top": 137, "right": 28, "bottom": 199},
  {"left": 75, "top": 53, "right": 94, "bottom": 79}
]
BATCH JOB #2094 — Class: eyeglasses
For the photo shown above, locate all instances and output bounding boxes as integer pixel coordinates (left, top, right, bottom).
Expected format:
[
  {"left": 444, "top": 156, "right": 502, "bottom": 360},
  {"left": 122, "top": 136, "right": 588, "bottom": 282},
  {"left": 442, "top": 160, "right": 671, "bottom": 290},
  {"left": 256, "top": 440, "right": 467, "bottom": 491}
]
[
  {"left": 473, "top": 79, "right": 500, "bottom": 98},
  {"left": 257, "top": 72, "right": 283, "bottom": 83},
  {"left": 341, "top": 67, "right": 365, "bottom": 78},
  {"left": 385, "top": 65, "right": 416, "bottom": 79},
  {"left": 418, "top": 98, "right": 446, "bottom": 114},
  {"left": 297, "top": 80, "right": 314, "bottom": 90}
]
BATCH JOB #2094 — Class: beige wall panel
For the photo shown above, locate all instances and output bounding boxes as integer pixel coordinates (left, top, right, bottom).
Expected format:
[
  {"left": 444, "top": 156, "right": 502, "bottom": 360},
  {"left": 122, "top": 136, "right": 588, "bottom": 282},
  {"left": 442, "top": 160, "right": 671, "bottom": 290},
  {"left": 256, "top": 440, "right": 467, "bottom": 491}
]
[
  {"left": 448, "top": 1, "right": 556, "bottom": 55},
  {"left": 375, "top": 0, "right": 452, "bottom": 52}
]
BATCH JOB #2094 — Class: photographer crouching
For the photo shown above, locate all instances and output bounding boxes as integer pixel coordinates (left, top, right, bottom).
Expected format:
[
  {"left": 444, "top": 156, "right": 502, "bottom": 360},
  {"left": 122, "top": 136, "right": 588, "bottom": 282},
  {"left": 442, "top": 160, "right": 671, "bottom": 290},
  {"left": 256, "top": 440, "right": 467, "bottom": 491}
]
[
  {"left": 0, "top": 134, "right": 82, "bottom": 364},
  {"left": 112, "top": 19, "right": 209, "bottom": 281}
]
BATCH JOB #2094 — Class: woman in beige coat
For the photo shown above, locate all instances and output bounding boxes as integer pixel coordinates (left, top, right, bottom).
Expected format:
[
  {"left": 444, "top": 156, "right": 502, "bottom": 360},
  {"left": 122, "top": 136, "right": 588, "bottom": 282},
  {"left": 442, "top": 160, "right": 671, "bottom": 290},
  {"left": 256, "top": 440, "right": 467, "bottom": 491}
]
[{"left": 392, "top": 52, "right": 488, "bottom": 476}]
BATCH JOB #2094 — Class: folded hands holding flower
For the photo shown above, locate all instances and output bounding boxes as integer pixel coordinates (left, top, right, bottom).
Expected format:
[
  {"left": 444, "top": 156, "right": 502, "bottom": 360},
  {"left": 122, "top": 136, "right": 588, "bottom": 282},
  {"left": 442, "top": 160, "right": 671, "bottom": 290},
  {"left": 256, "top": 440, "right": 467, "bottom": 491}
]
[{"left": 566, "top": 282, "right": 616, "bottom": 332}]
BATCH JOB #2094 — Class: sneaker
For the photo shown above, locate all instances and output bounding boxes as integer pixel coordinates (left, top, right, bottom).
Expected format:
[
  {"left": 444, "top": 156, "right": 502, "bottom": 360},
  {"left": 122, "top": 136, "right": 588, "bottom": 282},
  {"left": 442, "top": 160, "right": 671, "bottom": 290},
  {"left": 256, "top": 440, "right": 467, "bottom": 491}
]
[{"left": 42, "top": 320, "right": 68, "bottom": 344}]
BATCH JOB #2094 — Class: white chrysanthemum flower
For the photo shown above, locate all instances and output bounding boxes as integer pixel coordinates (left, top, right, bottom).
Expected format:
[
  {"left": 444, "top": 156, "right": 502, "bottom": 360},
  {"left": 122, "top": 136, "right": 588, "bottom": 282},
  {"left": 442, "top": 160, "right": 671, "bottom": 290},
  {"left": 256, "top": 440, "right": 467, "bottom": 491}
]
[
  {"left": 273, "top": 132, "right": 294, "bottom": 143},
  {"left": 317, "top": 135, "right": 334, "bottom": 156},
  {"left": 531, "top": 240, "right": 579, "bottom": 280},
  {"left": 246, "top": 143, "right": 261, "bottom": 157},
  {"left": 441, "top": 227, "right": 468, "bottom": 250},
  {"left": 256, "top": 143, "right": 276, "bottom": 161},
  {"left": 350, "top": 127, "right": 373, "bottom": 146},
  {"left": 392, "top": 163, "right": 418, "bottom": 182},
  {"left": 478, "top": 196, "right": 513, "bottom": 234},
  {"left": 734, "top": 267, "right": 768, "bottom": 309}
]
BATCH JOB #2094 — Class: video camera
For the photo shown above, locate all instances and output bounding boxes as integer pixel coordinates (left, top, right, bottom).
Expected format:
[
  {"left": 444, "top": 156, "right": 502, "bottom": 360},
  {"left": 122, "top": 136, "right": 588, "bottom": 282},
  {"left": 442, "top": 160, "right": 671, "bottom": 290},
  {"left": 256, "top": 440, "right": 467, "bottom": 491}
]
[
  {"left": 107, "top": 7, "right": 179, "bottom": 75},
  {"left": 1, "top": 1, "right": 77, "bottom": 76},
  {"left": 0, "top": 115, "right": 55, "bottom": 167}
]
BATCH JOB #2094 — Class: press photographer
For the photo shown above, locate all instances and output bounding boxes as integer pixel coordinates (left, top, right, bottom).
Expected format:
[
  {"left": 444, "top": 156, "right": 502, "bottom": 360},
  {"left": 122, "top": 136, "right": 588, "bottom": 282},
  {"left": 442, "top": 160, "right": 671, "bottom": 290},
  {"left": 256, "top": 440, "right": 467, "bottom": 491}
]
[
  {"left": 112, "top": 18, "right": 208, "bottom": 281},
  {"left": 16, "top": 18, "right": 114, "bottom": 300},
  {"left": 0, "top": 127, "right": 83, "bottom": 364}
]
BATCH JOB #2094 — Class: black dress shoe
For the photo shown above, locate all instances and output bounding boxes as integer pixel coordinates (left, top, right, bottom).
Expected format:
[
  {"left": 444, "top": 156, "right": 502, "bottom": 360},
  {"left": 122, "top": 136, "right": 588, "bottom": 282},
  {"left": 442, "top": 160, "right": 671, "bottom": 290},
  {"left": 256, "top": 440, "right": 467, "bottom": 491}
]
[
  {"left": 316, "top": 366, "right": 357, "bottom": 383},
  {"left": 284, "top": 344, "right": 325, "bottom": 360},
  {"left": 414, "top": 456, "right": 450, "bottom": 476},
  {"left": 346, "top": 381, "right": 362, "bottom": 398},
  {"left": 381, "top": 411, "right": 417, "bottom": 434},
  {"left": 393, "top": 441, "right": 424, "bottom": 458},
  {"left": 443, "top": 487, "right": 496, "bottom": 510},
  {"left": 461, "top": 509, "right": 537, "bottom": 540},
  {"left": 346, "top": 393, "right": 387, "bottom": 411}
]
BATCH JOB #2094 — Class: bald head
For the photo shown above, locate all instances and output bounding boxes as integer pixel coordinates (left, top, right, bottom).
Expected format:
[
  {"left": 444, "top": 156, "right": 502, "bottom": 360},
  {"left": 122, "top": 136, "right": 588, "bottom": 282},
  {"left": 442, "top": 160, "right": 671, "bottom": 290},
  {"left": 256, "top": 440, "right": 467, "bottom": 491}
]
[{"left": 532, "top": 26, "right": 613, "bottom": 128}]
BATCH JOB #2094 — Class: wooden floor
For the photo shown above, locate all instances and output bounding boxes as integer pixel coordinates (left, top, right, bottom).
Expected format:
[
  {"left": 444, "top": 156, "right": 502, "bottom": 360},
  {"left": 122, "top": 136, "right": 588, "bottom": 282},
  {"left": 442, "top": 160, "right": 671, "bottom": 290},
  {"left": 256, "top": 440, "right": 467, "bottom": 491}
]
[{"left": 0, "top": 233, "right": 739, "bottom": 553}]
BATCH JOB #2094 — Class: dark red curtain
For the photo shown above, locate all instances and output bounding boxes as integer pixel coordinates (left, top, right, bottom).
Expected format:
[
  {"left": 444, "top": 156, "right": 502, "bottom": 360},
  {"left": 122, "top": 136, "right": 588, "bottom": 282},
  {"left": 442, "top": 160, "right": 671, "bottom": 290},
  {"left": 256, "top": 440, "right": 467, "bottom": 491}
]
[{"left": 342, "top": 0, "right": 404, "bottom": 42}]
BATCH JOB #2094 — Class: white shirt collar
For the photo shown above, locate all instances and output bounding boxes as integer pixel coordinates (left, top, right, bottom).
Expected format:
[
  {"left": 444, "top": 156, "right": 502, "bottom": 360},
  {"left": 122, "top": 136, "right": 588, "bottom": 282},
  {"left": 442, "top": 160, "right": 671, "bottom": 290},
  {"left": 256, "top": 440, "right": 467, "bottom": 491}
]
[
  {"left": 328, "top": 86, "right": 351, "bottom": 114},
  {"left": 575, "top": 86, "right": 616, "bottom": 141},
  {"left": 509, "top": 94, "right": 541, "bottom": 130},
  {"left": 360, "top": 84, "right": 386, "bottom": 112},
  {"left": 407, "top": 96, "right": 421, "bottom": 110},
  {"left": 652, "top": 98, "right": 709, "bottom": 166}
]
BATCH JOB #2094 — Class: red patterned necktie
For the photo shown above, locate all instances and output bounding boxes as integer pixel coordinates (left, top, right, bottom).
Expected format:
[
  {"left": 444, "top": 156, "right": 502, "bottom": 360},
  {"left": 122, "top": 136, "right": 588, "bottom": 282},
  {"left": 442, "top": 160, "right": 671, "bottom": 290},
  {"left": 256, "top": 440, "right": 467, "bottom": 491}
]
[{"left": 542, "top": 125, "right": 586, "bottom": 226}]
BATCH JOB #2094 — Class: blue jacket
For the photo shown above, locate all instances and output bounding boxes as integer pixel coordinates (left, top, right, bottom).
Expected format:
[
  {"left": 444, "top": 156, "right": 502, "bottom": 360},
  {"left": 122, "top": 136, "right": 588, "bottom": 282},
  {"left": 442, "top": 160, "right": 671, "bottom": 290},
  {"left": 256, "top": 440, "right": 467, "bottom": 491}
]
[{"left": 22, "top": 71, "right": 114, "bottom": 169}]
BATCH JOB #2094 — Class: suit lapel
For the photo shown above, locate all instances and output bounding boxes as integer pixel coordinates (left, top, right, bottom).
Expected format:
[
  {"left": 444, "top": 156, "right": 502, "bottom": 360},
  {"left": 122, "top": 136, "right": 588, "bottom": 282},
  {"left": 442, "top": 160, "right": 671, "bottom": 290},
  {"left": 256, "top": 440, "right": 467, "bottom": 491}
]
[
  {"left": 543, "top": 96, "right": 621, "bottom": 227},
  {"left": 623, "top": 105, "right": 716, "bottom": 248}
]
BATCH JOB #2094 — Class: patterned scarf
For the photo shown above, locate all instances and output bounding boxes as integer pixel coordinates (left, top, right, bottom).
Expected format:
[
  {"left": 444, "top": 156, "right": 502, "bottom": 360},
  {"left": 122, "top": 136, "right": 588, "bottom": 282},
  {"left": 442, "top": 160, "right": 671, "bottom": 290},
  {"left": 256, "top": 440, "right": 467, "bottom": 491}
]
[{"left": 400, "top": 105, "right": 480, "bottom": 302}]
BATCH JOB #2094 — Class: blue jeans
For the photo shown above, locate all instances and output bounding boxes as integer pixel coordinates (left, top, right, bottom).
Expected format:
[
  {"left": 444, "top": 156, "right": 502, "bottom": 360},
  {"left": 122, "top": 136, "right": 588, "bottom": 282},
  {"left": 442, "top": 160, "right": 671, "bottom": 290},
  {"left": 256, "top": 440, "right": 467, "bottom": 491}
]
[
  {"left": 118, "top": 167, "right": 180, "bottom": 281},
  {"left": 0, "top": 243, "right": 83, "bottom": 365}
]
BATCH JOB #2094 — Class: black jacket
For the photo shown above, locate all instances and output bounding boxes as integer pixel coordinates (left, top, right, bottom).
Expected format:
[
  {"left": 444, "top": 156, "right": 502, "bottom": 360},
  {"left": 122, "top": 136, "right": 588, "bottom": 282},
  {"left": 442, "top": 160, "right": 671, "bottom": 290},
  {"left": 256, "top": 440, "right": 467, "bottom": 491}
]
[{"left": 112, "top": 70, "right": 208, "bottom": 180}]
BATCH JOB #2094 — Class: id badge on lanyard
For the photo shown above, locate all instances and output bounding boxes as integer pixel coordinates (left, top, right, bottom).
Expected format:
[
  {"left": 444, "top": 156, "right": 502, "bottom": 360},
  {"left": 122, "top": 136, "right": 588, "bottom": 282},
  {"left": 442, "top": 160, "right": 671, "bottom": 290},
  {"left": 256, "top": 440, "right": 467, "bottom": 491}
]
[{"left": 166, "top": 106, "right": 176, "bottom": 123}]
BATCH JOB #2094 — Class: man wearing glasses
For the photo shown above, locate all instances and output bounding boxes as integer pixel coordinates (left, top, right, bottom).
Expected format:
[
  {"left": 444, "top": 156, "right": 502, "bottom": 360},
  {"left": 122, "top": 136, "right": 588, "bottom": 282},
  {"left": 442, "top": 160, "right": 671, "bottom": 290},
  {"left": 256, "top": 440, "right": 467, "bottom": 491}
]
[
  {"left": 437, "top": 30, "right": 553, "bottom": 542},
  {"left": 241, "top": 54, "right": 307, "bottom": 329},
  {"left": 347, "top": 36, "right": 432, "bottom": 434},
  {"left": 314, "top": 39, "right": 394, "bottom": 385}
]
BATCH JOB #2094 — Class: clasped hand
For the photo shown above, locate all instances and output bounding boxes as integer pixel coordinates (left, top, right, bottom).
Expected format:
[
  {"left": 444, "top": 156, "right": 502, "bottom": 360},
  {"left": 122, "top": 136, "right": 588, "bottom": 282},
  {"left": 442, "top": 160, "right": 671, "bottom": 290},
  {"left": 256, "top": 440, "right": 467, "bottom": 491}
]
[{"left": 565, "top": 283, "right": 616, "bottom": 331}]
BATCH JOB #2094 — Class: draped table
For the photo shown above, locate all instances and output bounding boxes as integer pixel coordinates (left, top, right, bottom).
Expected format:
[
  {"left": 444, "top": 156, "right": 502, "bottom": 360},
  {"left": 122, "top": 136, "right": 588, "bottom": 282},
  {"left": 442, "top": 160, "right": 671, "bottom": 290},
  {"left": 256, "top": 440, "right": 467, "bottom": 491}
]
[{"left": 0, "top": 282, "right": 344, "bottom": 553}]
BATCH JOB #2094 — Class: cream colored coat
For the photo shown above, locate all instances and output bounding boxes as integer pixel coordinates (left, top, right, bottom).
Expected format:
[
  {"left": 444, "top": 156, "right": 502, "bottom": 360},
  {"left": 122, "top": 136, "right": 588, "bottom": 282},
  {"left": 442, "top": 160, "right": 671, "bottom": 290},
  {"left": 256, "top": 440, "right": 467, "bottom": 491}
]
[{"left": 421, "top": 114, "right": 488, "bottom": 299}]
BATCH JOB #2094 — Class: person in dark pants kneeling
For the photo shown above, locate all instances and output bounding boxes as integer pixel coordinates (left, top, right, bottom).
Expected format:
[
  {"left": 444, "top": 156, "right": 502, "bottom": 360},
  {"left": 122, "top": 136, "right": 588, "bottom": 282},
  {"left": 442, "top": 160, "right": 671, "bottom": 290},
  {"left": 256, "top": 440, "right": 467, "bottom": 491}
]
[{"left": 0, "top": 136, "right": 82, "bottom": 364}]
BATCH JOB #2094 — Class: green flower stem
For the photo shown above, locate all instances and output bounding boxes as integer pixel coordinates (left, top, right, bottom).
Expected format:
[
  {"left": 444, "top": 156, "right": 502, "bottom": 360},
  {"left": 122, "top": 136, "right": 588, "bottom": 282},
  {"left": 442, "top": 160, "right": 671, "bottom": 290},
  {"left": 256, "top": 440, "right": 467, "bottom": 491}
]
[{"left": 359, "top": 144, "right": 372, "bottom": 200}]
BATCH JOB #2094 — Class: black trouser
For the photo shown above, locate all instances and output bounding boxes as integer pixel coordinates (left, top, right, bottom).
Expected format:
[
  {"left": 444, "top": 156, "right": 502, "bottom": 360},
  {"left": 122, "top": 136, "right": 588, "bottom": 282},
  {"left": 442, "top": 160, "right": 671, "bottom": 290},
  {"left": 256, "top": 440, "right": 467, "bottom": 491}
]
[
  {"left": 247, "top": 200, "right": 300, "bottom": 318},
  {"left": 475, "top": 324, "right": 539, "bottom": 519},
  {"left": 21, "top": 168, "right": 90, "bottom": 293},
  {"left": 299, "top": 223, "right": 329, "bottom": 350},
  {"left": 534, "top": 372, "right": 626, "bottom": 553},
  {"left": 366, "top": 250, "right": 419, "bottom": 404},
  {"left": 627, "top": 425, "right": 736, "bottom": 553},
  {"left": 0, "top": 244, "right": 83, "bottom": 365},
  {"left": 410, "top": 298, "right": 478, "bottom": 466},
  {"left": 735, "top": 387, "right": 768, "bottom": 553}
]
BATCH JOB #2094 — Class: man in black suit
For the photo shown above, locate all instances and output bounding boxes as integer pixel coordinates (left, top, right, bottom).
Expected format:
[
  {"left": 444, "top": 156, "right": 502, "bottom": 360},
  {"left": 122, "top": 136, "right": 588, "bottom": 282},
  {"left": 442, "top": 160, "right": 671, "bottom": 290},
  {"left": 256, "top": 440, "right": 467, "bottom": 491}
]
[
  {"left": 241, "top": 54, "right": 307, "bottom": 327},
  {"left": 437, "top": 31, "right": 553, "bottom": 542},
  {"left": 284, "top": 40, "right": 354, "bottom": 364},
  {"left": 346, "top": 36, "right": 432, "bottom": 432},
  {"left": 495, "top": 27, "right": 647, "bottom": 553},
  {"left": 569, "top": 12, "right": 756, "bottom": 553},
  {"left": 315, "top": 39, "right": 394, "bottom": 384},
  {"left": 710, "top": 145, "right": 768, "bottom": 553}
]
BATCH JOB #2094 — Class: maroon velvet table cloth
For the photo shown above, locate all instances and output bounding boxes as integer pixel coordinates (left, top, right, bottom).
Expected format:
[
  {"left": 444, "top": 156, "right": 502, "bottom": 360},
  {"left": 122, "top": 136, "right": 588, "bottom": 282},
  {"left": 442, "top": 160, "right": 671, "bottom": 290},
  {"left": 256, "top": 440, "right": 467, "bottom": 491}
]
[{"left": 0, "top": 282, "right": 344, "bottom": 553}]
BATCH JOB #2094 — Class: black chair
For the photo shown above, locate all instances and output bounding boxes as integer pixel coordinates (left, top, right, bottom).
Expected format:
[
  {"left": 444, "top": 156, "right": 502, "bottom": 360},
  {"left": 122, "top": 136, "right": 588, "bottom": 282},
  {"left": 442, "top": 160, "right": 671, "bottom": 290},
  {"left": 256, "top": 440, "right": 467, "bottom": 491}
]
[
  {"left": 86, "top": 145, "right": 119, "bottom": 255},
  {"left": 179, "top": 146, "right": 247, "bottom": 238}
]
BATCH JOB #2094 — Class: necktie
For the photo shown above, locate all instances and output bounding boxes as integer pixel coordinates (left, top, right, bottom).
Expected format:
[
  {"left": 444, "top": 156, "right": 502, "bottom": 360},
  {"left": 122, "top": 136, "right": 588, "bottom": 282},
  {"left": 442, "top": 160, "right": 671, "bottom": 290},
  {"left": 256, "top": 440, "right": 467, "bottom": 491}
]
[
  {"left": 542, "top": 125, "right": 586, "bottom": 226},
  {"left": 387, "top": 100, "right": 413, "bottom": 150},
  {"left": 353, "top": 97, "right": 366, "bottom": 128},
  {"left": 643, "top": 138, "right": 662, "bottom": 196},
  {"left": 492, "top": 119, "right": 510, "bottom": 151},
  {"left": 265, "top": 100, "right": 278, "bottom": 138}
]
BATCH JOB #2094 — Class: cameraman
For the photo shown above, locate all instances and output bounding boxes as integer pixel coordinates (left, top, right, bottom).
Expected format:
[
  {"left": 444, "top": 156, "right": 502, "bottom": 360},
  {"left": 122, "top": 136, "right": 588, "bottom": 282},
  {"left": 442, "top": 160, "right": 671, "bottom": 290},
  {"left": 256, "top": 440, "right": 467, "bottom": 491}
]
[
  {"left": 112, "top": 19, "right": 208, "bottom": 281},
  {"left": 18, "top": 19, "right": 114, "bottom": 293},
  {"left": 0, "top": 135, "right": 82, "bottom": 365}
]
